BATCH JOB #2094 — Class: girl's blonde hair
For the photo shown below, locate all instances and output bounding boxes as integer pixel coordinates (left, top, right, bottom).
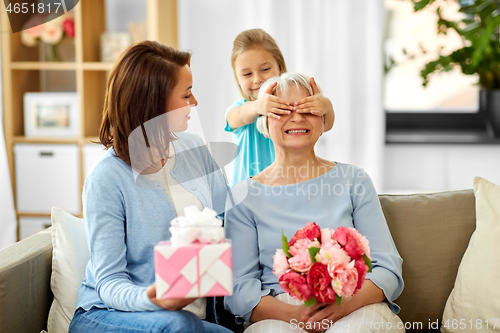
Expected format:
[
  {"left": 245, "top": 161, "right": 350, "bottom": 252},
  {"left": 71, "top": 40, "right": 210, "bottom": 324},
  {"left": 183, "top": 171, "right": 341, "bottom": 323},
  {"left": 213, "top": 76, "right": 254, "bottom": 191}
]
[{"left": 231, "top": 28, "right": 287, "bottom": 100}]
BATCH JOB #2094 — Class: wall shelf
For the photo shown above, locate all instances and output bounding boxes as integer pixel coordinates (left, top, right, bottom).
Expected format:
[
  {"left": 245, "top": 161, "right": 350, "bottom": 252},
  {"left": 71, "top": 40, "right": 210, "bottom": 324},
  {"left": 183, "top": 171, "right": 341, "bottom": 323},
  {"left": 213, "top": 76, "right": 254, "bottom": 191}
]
[{"left": 2, "top": 0, "right": 178, "bottom": 240}]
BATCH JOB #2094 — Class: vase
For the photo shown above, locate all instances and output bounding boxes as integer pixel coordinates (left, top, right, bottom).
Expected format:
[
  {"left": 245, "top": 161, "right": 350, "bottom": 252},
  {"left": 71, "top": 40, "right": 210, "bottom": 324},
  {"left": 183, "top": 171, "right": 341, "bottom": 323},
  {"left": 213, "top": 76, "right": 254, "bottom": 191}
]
[
  {"left": 38, "top": 39, "right": 75, "bottom": 62},
  {"left": 480, "top": 89, "right": 500, "bottom": 137},
  {"left": 46, "top": 44, "right": 62, "bottom": 62}
]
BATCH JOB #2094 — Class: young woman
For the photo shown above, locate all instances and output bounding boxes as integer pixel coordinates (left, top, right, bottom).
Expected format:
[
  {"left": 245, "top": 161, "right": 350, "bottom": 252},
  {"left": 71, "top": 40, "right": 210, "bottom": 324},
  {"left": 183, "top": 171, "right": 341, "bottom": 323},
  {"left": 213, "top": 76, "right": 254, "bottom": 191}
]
[{"left": 69, "top": 41, "right": 231, "bottom": 333}]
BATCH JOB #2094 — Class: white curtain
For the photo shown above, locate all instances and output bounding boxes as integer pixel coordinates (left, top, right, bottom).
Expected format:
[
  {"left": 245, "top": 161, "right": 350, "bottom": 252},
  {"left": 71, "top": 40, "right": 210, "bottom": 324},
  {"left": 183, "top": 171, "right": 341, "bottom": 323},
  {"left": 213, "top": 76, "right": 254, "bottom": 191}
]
[
  {"left": 0, "top": 18, "right": 18, "bottom": 249},
  {"left": 179, "top": 0, "right": 385, "bottom": 190}
]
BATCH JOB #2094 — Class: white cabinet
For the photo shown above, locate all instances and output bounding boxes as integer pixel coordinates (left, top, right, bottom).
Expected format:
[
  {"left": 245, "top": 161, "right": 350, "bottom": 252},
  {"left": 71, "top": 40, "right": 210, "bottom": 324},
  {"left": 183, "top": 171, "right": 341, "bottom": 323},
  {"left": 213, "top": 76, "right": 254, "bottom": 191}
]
[
  {"left": 15, "top": 144, "right": 80, "bottom": 214},
  {"left": 384, "top": 144, "right": 500, "bottom": 193},
  {"left": 83, "top": 144, "right": 107, "bottom": 178}
]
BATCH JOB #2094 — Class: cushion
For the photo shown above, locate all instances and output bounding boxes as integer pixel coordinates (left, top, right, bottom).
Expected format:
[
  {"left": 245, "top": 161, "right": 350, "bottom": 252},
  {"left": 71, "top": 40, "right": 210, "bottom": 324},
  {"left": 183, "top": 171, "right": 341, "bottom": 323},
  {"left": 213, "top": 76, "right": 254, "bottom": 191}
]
[
  {"left": 0, "top": 228, "right": 53, "bottom": 333},
  {"left": 441, "top": 177, "right": 500, "bottom": 332},
  {"left": 47, "top": 207, "right": 89, "bottom": 333},
  {"left": 379, "top": 190, "right": 476, "bottom": 331}
]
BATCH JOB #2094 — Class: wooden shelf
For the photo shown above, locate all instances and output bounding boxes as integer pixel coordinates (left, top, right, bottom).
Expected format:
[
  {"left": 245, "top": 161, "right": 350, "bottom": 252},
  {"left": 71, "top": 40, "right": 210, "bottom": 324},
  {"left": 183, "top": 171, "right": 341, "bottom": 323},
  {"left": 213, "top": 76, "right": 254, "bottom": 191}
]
[
  {"left": 17, "top": 212, "right": 83, "bottom": 219},
  {"left": 13, "top": 136, "right": 80, "bottom": 144},
  {"left": 16, "top": 212, "right": 52, "bottom": 218},
  {"left": 10, "top": 62, "right": 78, "bottom": 70},
  {"left": 2, "top": 0, "right": 179, "bottom": 241},
  {"left": 82, "top": 62, "right": 115, "bottom": 71}
]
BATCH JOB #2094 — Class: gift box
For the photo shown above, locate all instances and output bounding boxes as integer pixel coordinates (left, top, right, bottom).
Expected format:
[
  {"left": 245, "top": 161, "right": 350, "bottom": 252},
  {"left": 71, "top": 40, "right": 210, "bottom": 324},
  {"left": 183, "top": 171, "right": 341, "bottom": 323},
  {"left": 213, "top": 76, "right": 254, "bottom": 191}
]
[{"left": 154, "top": 240, "right": 233, "bottom": 299}]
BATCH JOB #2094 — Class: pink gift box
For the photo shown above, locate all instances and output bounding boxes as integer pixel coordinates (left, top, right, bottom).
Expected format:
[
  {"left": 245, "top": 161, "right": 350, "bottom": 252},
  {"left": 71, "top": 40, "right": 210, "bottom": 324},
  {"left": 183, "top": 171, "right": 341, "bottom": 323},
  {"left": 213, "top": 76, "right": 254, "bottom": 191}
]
[{"left": 154, "top": 240, "right": 233, "bottom": 299}]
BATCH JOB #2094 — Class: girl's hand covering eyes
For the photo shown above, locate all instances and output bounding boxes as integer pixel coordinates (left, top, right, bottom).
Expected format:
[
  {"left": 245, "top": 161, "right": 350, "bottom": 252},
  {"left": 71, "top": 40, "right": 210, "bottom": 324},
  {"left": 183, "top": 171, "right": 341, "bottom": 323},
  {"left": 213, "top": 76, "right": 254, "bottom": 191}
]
[
  {"left": 255, "top": 81, "right": 293, "bottom": 120},
  {"left": 294, "top": 77, "right": 334, "bottom": 117}
]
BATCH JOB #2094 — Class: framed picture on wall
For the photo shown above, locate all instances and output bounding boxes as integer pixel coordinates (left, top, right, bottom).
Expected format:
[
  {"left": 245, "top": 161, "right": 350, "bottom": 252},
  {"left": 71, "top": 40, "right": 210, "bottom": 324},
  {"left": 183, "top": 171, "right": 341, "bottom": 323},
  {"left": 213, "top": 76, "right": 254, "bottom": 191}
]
[{"left": 24, "top": 92, "right": 79, "bottom": 138}]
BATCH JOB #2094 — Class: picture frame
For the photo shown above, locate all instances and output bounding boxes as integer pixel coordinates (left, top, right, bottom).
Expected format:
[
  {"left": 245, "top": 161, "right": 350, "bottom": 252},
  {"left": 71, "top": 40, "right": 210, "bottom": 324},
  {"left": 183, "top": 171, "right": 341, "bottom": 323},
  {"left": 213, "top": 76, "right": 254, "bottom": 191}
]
[
  {"left": 24, "top": 92, "right": 79, "bottom": 138},
  {"left": 100, "top": 32, "right": 132, "bottom": 62}
]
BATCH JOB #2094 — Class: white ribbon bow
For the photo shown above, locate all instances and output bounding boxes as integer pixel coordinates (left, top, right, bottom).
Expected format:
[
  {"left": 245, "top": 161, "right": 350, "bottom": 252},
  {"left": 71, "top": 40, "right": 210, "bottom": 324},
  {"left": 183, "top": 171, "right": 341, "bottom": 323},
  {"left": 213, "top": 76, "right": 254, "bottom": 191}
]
[{"left": 169, "top": 206, "right": 225, "bottom": 246}]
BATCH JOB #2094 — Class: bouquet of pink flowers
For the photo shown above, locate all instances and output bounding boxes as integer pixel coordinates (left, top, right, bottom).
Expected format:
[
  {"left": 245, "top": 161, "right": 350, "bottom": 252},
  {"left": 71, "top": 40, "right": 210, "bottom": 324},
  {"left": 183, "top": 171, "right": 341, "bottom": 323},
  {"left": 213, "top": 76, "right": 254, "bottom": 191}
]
[{"left": 273, "top": 222, "right": 372, "bottom": 307}]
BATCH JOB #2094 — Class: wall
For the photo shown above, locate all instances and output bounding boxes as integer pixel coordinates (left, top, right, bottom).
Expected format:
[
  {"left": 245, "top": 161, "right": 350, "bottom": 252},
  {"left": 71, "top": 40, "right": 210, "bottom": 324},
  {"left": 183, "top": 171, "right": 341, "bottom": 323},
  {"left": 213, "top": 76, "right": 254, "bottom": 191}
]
[{"left": 384, "top": 144, "right": 500, "bottom": 193}]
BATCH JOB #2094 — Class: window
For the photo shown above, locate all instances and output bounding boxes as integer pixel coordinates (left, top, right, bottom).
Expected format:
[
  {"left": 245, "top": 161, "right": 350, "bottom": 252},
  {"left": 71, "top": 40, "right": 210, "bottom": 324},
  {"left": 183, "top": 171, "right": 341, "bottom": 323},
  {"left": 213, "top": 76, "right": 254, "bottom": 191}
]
[{"left": 383, "top": 0, "right": 494, "bottom": 143}]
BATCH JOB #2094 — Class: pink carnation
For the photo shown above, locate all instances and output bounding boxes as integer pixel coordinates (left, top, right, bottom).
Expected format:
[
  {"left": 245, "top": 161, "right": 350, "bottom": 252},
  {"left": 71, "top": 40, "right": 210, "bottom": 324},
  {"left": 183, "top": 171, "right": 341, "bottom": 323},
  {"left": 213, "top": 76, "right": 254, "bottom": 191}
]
[
  {"left": 320, "top": 228, "right": 335, "bottom": 244},
  {"left": 272, "top": 249, "right": 290, "bottom": 279},
  {"left": 333, "top": 226, "right": 369, "bottom": 259},
  {"left": 289, "top": 222, "right": 321, "bottom": 247},
  {"left": 288, "top": 238, "right": 319, "bottom": 273},
  {"left": 306, "top": 263, "right": 336, "bottom": 303},
  {"left": 62, "top": 18, "right": 75, "bottom": 38},
  {"left": 328, "top": 261, "right": 358, "bottom": 298},
  {"left": 315, "top": 286, "right": 338, "bottom": 303},
  {"left": 315, "top": 241, "right": 351, "bottom": 265},
  {"left": 279, "top": 271, "right": 313, "bottom": 301},
  {"left": 353, "top": 258, "right": 369, "bottom": 293}
]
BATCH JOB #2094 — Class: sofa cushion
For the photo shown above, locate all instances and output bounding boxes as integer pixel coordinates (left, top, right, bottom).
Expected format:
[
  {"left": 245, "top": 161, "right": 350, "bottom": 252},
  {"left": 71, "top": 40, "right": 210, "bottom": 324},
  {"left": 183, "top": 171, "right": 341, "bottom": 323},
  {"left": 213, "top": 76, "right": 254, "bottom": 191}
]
[
  {"left": 379, "top": 190, "right": 475, "bottom": 332},
  {"left": 0, "top": 228, "right": 53, "bottom": 333},
  {"left": 441, "top": 177, "right": 500, "bottom": 332},
  {"left": 48, "top": 207, "right": 89, "bottom": 333}
]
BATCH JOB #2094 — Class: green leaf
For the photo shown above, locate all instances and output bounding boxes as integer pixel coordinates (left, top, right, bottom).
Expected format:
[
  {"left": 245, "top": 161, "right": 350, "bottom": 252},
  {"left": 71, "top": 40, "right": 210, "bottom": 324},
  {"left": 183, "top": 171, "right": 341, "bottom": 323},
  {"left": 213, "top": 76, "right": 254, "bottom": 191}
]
[
  {"left": 304, "top": 295, "right": 316, "bottom": 308},
  {"left": 282, "top": 231, "right": 291, "bottom": 258},
  {"left": 308, "top": 247, "right": 320, "bottom": 262},
  {"left": 413, "top": 0, "right": 432, "bottom": 12},
  {"left": 335, "top": 293, "right": 342, "bottom": 306},
  {"left": 363, "top": 254, "right": 372, "bottom": 273}
]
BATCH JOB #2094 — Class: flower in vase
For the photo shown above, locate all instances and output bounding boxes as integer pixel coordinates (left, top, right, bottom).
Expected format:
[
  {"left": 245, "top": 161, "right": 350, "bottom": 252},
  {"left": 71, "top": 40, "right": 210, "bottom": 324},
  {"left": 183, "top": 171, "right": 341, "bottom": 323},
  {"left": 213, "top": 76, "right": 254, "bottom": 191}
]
[
  {"left": 21, "top": 15, "right": 44, "bottom": 47},
  {"left": 62, "top": 17, "right": 75, "bottom": 38},
  {"left": 41, "top": 20, "right": 63, "bottom": 45},
  {"left": 20, "top": 13, "right": 75, "bottom": 48}
]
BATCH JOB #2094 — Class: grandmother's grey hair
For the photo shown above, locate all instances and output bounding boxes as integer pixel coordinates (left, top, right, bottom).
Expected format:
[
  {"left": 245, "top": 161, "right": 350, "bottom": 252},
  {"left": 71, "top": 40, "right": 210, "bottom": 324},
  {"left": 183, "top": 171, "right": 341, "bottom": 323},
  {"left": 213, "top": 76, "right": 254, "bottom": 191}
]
[{"left": 256, "top": 72, "right": 323, "bottom": 138}]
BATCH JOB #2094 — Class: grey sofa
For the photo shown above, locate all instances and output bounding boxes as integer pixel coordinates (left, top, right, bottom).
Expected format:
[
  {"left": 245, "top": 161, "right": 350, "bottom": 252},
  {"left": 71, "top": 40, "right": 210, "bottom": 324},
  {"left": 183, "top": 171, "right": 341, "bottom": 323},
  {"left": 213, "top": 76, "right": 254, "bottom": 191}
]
[{"left": 0, "top": 190, "right": 476, "bottom": 333}]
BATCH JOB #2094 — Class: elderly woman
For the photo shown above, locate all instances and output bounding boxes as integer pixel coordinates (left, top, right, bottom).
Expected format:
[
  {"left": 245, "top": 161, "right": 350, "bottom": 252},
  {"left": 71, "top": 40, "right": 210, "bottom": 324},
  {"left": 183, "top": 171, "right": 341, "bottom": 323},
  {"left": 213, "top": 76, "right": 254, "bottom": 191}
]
[{"left": 224, "top": 73, "right": 404, "bottom": 333}]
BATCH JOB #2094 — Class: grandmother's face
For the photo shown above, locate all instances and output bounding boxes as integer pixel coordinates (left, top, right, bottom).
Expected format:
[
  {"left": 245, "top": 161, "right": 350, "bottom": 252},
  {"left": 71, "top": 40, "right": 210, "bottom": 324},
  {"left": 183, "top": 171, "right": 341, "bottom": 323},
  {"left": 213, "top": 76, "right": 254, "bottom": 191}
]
[{"left": 268, "top": 84, "right": 323, "bottom": 150}]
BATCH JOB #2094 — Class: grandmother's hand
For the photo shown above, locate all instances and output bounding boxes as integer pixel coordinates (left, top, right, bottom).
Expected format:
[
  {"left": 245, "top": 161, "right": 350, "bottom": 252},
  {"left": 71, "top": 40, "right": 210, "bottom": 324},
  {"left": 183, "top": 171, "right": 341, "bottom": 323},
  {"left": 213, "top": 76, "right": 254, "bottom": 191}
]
[
  {"left": 146, "top": 283, "right": 198, "bottom": 311},
  {"left": 255, "top": 81, "right": 292, "bottom": 120},
  {"left": 291, "top": 304, "right": 324, "bottom": 333},
  {"left": 303, "top": 300, "right": 348, "bottom": 330},
  {"left": 295, "top": 77, "right": 334, "bottom": 117}
]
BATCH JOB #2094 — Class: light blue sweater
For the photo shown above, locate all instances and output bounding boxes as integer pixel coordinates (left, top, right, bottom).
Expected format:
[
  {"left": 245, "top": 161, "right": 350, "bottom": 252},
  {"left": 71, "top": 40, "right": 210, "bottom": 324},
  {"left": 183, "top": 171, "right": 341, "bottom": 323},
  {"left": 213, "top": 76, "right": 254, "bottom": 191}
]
[
  {"left": 75, "top": 132, "right": 228, "bottom": 312},
  {"left": 224, "top": 163, "right": 404, "bottom": 323}
]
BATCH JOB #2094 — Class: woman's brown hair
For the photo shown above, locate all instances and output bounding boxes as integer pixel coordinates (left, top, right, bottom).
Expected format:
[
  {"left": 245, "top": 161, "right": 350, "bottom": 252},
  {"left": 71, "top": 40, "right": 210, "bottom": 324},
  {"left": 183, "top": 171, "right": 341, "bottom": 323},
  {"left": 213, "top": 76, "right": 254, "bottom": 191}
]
[
  {"left": 99, "top": 41, "right": 191, "bottom": 169},
  {"left": 231, "top": 28, "right": 287, "bottom": 100}
]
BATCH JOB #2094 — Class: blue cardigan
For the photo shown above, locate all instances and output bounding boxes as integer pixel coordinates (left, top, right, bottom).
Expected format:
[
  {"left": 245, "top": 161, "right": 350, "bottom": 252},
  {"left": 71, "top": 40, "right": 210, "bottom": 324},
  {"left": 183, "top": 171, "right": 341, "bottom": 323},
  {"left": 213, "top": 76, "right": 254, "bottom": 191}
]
[{"left": 75, "top": 132, "right": 228, "bottom": 313}]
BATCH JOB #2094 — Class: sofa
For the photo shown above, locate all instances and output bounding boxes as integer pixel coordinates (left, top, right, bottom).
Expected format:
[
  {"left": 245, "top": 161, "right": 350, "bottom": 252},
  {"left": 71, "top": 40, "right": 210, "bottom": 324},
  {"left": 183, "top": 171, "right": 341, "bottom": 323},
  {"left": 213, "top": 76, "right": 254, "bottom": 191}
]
[{"left": 0, "top": 189, "right": 477, "bottom": 333}]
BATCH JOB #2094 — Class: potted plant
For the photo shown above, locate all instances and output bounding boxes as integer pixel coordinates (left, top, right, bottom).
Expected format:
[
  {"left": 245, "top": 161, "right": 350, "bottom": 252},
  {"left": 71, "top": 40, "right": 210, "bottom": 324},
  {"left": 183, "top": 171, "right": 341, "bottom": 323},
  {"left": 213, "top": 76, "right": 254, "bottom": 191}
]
[{"left": 408, "top": 0, "right": 500, "bottom": 136}]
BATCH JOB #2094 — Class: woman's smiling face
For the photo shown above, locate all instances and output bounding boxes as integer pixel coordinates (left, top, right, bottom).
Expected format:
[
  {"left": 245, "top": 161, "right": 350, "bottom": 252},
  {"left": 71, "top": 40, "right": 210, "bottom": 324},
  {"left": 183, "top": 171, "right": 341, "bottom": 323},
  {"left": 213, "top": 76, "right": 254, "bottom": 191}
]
[
  {"left": 268, "top": 84, "right": 323, "bottom": 150},
  {"left": 167, "top": 64, "right": 197, "bottom": 132}
]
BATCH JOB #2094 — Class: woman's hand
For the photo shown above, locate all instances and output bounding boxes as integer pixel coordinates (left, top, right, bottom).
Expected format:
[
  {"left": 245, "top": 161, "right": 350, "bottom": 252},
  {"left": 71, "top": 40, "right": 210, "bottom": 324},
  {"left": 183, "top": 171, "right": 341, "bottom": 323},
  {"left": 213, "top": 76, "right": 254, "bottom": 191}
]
[
  {"left": 304, "top": 281, "right": 386, "bottom": 330},
  {"left": 304, "top": 300, "right": 347, "bottom": 330},
  {"left": 146, "top": 283, "right": 197, "bottom": 311},
  {"left": 290, "top": 304, "right": 324, "bottom": 333},
  {"left": 254, "top": 81, "right": 292, "bottom": 120}
]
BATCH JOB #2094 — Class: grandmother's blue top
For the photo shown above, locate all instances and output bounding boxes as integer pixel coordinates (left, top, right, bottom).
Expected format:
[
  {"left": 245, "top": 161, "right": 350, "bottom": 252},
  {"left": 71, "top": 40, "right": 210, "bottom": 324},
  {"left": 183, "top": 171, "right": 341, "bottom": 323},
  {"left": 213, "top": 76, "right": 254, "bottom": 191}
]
[
  {"left": 224, "top": 163, "right": 404, "bottom": 323},
  {"left": 75, "top": 132, "right": 228, "bottom": 312}
]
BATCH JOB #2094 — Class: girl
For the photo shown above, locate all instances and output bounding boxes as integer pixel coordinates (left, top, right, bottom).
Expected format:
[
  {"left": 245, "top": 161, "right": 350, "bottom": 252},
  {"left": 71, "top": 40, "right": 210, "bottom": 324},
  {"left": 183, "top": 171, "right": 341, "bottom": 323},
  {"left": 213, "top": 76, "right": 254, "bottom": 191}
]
[
  {"left": 69, "top": 41, "right": 231, "bottom": 333},
  {"left": 225, "top": 28, "right": 335, "bottom": 186}
]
